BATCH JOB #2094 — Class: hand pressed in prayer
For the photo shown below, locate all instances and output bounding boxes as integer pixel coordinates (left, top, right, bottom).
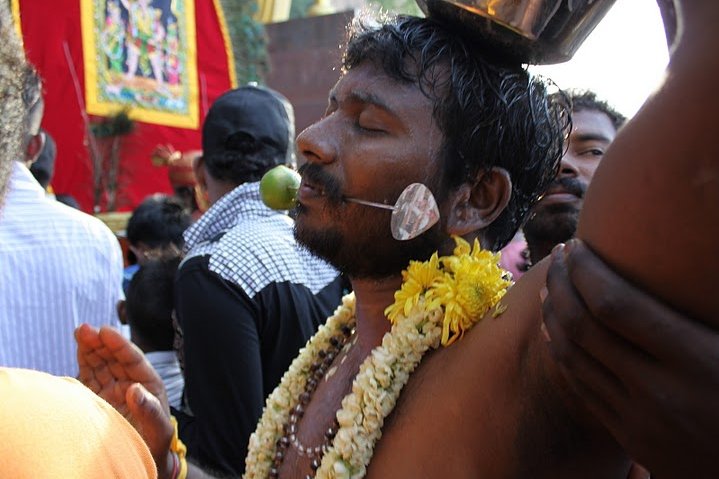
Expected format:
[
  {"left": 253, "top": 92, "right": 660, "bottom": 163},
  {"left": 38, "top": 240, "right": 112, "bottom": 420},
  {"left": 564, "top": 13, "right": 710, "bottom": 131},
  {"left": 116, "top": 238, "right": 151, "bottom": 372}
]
[
  {"left": 541, "top": 239, "right": 719, "bottom": 478},
  {"left": 76, "top": 324, "right": 176, "bottom": 478}
]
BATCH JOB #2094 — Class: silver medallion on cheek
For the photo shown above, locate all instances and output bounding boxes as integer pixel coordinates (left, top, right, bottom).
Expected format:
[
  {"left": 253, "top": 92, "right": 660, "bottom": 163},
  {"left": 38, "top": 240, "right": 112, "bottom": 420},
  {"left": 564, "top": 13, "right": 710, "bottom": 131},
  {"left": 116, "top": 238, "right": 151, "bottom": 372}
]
[
  {"left": 390, "top": 183, "right": 440, "bottom": 240},
  {"left": 346, "top": 183, "right": 440, "bottom": 241}
]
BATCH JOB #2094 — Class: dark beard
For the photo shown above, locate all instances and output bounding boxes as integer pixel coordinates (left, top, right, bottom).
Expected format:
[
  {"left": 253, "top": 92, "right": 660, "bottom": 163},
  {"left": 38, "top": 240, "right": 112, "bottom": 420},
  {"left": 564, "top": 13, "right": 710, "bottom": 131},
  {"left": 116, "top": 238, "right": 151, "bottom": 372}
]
[
  {"left": 523, "top": 203, "right": 580, "bottom": 249},
  {"left": 523, "top": 176, "right": 586, "bottom": 256},
  {"left": 294, "top": 163, "right": 447, "bottom": 279},
  {"left": 294, "top": 202, "right": 446, "bottom": 279}
]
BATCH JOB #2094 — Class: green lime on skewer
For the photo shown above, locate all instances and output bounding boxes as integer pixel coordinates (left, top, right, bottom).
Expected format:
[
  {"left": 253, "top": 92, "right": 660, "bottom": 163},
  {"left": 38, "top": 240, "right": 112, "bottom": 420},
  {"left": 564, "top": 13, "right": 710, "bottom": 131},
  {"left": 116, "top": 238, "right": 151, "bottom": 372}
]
[{"left": 260, "top": 165, "right": 301, "bottom": 210}]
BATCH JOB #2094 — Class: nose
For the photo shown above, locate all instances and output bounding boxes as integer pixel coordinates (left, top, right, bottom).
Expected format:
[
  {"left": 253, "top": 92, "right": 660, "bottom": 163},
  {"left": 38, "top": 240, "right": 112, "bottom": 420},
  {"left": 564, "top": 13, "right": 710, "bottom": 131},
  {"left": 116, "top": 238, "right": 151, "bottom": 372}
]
[
  {"left": 296, "top": 117, "right": 337, "bottom": 166},
  {"left": 558, "top": 151, "right": 579, "bottom": 179}
]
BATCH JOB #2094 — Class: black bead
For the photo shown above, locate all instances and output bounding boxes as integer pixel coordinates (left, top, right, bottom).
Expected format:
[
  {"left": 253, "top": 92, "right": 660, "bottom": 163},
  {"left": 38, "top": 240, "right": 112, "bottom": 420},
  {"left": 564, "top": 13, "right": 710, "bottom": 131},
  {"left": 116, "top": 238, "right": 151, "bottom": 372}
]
[
  {"left": 341, "top": 325, "right": 352, "bottom": 336},
  {"left": 269, "top": 468, "right": 279, "bottom": 478},
  {"left": 300, "top": 392, "right": 311, "bottom": 404},
  {"left": 311, "top": 458, "right": 321, "bottom": 470},
  {"left": 318, "top": 349, "right": 327, "bottom": 358}
]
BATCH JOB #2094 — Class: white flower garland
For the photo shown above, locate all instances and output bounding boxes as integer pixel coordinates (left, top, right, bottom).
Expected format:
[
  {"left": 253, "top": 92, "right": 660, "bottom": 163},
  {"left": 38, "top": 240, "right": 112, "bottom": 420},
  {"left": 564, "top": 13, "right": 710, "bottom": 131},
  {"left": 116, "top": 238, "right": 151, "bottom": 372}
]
[
  {"left": 244, "top": 293, "right": 443, "bottom": 479},
  {"left": 245, "top": 239, "right": 509, "bottom": 479}
]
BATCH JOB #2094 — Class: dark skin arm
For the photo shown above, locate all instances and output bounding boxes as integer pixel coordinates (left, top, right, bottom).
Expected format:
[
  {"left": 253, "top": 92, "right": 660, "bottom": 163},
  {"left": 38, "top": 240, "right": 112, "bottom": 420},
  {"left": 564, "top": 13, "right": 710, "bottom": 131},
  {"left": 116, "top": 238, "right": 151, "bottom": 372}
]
[
  {"left": 540, "top": 2, "right": 718, "bottom": 475},
  {"left": 541, "top": 240, "right": 719, "bottom": 478}
]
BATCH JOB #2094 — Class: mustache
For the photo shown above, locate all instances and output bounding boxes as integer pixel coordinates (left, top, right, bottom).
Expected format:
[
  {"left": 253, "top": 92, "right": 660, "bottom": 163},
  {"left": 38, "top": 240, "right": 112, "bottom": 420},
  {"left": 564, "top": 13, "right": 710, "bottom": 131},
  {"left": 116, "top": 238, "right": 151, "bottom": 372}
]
[
  {"left": 298, "top": 163, "right": 344, "bottom": 203},
  {"left": 545, "top": 176, "right": 587, "bottom": 198}
]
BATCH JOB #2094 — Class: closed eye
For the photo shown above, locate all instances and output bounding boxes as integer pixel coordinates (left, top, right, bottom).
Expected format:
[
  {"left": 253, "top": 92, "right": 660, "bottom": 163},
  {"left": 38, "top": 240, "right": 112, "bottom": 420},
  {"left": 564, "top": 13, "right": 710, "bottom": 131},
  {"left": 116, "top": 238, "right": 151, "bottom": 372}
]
[
  {"left": 356, "top": 110, "right": 388, "bottom": 134},
  {"left": 580, "top": 148, "right": 605, "bottom": 157}
]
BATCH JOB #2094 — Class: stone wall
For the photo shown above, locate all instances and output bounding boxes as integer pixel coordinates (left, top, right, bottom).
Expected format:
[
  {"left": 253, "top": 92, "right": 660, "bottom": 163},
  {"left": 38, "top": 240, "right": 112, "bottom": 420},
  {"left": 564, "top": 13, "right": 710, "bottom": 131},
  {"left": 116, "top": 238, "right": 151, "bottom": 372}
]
[{"left": 265, "top": 11, "right": 355, "bottom": 135}]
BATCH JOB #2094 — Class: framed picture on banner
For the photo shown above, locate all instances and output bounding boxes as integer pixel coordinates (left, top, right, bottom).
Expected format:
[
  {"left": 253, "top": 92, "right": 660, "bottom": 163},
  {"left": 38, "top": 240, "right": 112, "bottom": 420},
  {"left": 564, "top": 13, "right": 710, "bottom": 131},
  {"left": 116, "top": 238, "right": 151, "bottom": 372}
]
[{"left": 81, "top": 0, "right": 200, "bottom": 128}]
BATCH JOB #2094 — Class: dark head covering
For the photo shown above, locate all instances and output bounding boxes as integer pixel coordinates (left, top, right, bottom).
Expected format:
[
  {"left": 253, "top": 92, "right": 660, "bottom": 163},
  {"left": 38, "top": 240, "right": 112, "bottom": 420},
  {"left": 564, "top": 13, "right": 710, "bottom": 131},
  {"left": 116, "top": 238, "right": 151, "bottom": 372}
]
[{"left": 202, "top": 85, "right": 295, "bottom": 168}]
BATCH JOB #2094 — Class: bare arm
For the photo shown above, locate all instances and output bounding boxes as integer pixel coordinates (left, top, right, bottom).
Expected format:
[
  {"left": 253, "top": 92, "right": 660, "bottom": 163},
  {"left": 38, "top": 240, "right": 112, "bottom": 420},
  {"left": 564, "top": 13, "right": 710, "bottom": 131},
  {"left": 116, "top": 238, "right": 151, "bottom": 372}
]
[
  {"left": 542, "top": 240, "right": 719, "bottom": 477},
  {"left": 576, "top": 0, "right": 719, "bottom": 325}
]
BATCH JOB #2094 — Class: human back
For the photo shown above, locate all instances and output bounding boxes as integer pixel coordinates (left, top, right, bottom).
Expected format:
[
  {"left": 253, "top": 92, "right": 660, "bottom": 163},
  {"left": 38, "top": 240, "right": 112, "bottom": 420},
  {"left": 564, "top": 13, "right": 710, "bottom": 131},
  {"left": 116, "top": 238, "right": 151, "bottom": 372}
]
[
  {"left": 0, "top": 6, "right": 155, "bottom": 477},
  {"left": 0, "top": 35, "right": 123, "bottom": 377},
  {"left": 0, "top": 172, "right": 123, "bottom": 376}
]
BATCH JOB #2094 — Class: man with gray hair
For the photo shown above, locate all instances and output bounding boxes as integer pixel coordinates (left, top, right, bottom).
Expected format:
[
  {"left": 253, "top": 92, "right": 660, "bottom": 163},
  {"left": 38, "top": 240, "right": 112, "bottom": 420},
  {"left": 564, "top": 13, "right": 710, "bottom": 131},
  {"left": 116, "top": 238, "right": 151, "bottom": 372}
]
[
  {"left": 0, "top": 8, "right": 155, "bottom": 477},
  {"left": 0, "top": 27, "right": 123, "bottom": 377}
]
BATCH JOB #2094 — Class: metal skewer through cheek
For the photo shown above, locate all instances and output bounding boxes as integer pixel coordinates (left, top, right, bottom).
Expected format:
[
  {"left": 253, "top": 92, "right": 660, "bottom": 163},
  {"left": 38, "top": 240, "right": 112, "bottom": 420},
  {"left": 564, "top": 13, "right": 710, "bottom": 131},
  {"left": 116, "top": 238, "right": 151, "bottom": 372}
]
[
  {"left": 345, "top": 197, "right": 396, "bottom": 210},
  {"left": 342, "top": 183, "right": 441, "bottom": 241}
]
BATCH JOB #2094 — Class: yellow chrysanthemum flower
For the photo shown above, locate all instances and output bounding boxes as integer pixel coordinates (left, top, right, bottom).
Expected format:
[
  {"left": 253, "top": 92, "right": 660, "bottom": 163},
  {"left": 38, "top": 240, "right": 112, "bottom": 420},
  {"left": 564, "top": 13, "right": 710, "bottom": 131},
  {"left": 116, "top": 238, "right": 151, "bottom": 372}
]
[
  {"left": 384, "top": 253, "right": 442, "bottom": 322},
  {"left": 387, "top": 235, "right": 511, "bottom": 346}
]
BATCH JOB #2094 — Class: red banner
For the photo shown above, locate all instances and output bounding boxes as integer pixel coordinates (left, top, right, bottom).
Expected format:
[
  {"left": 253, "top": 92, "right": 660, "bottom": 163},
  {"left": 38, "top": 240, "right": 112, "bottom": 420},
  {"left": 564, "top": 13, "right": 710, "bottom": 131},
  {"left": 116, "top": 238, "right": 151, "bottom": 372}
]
[{"left": 13, "top": 0, "right": 236, "bottom": 212}]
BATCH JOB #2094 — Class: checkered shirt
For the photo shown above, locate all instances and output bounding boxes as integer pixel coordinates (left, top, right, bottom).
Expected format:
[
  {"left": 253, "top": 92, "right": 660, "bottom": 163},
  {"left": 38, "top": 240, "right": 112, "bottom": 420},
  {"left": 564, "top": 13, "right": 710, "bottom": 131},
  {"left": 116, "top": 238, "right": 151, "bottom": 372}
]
[{"left": 183, "top": 181, "right": 338, "bottom": 296}]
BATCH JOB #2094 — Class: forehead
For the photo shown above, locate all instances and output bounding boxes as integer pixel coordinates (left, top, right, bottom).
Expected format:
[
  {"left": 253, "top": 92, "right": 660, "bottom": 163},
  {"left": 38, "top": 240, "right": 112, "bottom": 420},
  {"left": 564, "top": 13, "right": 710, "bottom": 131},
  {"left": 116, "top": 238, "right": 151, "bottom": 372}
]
[
  {"left": 569, "top": 109, "right": 617, "bottom": 141},
  {"left": 332, "top": 62, "right": 437, "bottom": 124}
]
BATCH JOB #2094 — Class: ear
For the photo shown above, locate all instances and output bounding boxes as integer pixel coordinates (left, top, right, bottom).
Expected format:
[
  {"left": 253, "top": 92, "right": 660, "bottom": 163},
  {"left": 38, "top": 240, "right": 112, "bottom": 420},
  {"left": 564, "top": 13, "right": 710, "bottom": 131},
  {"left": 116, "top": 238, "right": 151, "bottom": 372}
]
[
  {"left": 24, "top": 132, "right": 45, "bottom": 166},
  {"left": 117, "top": 300, "right": 128, "bottom": 325},
  {"left": 445, "top": 167, "right": 512, "bottom": 237},
  {"left": 192, "top": 154, "right": 207, "bottom": 190}
]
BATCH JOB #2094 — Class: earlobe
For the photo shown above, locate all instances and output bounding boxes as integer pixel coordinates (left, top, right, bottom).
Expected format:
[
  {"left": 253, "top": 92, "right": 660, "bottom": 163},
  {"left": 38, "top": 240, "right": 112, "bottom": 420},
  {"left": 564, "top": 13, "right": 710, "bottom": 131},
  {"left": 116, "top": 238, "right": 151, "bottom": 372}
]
[
  {"left": 117, "top": 300, "right": 127, "bottom": 326},
  {"left": 192, "top": 155, "right": 207, "bottom": 190},
  {"left": 24, "top": 132, "right": 45, "bottom": 165},
  {"left": 446, "top": 167, "right": 512, "bottom": 237},
  {"left": 192, "top": 156, "right": 211, "bottom": 212}
]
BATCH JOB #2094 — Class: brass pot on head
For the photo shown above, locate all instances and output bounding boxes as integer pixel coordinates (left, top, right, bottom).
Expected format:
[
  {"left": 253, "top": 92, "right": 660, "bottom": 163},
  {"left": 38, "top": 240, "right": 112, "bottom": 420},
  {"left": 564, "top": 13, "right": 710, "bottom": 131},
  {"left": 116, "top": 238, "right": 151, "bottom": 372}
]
[{"left": 416, "top": 0, "right": 617, "bottom": 64}]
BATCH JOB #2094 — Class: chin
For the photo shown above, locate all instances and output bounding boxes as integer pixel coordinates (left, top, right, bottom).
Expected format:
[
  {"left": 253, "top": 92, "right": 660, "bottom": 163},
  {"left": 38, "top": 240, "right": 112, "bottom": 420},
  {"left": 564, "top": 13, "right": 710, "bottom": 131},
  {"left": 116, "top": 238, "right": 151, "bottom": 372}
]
[
  {"left": 524, "top": 209, "right": 579, "bottom": 249},
  {"left": 294, "top": 211, "right": 447, "bottom": 279},
  {"left": 293, "top": 211, "right": 341, "bottom": 260}
]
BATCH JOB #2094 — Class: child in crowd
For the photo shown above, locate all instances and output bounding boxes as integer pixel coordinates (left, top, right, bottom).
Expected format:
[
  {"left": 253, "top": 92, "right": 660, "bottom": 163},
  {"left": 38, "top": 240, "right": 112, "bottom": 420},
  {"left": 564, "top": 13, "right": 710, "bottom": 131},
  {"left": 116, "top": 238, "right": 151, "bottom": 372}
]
[{"left": 118, "top": 257, "right": 184, "bottom": 409}]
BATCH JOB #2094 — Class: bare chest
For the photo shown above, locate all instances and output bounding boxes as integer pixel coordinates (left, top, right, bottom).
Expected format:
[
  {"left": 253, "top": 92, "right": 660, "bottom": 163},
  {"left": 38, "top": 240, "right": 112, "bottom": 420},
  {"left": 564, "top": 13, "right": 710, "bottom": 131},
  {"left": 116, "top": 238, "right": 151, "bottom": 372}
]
[
  {"left": 273, "top": 339, "right": 518, "bottom": 479},
  {"left": 275, "top": 334, "right": 366, "bottom": 478}
]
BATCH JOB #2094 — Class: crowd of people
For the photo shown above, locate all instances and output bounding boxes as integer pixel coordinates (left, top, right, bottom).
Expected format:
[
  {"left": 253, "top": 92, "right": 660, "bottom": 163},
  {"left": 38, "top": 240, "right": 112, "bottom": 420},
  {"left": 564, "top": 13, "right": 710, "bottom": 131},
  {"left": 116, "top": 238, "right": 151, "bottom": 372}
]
[{"left": 1, "top": 0, "right": 717, "bottom": 478}]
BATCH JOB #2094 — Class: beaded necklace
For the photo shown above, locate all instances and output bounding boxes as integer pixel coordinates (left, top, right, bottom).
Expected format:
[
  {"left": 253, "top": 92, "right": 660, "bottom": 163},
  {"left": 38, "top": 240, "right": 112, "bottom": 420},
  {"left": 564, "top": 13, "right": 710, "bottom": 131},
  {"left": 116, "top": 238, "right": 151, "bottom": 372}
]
[{"left": 244, "top": 237, "right": 511, "bottom": 479}]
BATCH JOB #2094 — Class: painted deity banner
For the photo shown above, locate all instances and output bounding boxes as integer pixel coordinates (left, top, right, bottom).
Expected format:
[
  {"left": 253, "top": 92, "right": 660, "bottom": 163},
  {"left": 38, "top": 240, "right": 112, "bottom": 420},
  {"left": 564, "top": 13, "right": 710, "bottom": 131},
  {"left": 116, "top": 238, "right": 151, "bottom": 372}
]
[
  {"left": 81, "top": 0, "right": 200, "bottom": 129},
  {"left": 13, "top": 0, "right": 236, "bottom": 212}
]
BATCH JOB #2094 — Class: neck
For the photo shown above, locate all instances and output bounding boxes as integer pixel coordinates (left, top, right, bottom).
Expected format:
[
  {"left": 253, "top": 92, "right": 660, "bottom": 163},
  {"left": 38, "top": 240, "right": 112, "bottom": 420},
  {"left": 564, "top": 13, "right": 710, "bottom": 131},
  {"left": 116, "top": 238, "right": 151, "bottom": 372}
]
[
  {"left": 208, "top": 178, "right": 242, "bottom": 205},
  {"left": 350, "top": 275, "right": 402, "bottom": 348},
  {"left": 129, "top": 332, "right": 155, "bottom": 354}
]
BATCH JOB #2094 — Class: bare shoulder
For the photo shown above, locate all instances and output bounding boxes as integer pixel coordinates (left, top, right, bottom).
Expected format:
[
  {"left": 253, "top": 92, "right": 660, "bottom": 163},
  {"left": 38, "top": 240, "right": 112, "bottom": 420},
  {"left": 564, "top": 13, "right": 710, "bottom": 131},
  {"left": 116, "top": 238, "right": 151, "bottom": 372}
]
[
  {"left": 366, "top": 261, "right": 632, "bottom": 478},
  {"left": 365, "top": 264, "right": 548, "bottom": 478}
]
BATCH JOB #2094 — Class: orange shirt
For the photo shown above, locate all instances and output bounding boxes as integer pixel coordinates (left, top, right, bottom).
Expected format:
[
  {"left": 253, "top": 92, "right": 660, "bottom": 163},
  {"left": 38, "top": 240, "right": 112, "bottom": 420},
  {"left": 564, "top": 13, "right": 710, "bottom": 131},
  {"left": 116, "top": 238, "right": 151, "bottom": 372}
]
[{"left": 0, "top": 367, "right": 156, "bottom": 478}]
